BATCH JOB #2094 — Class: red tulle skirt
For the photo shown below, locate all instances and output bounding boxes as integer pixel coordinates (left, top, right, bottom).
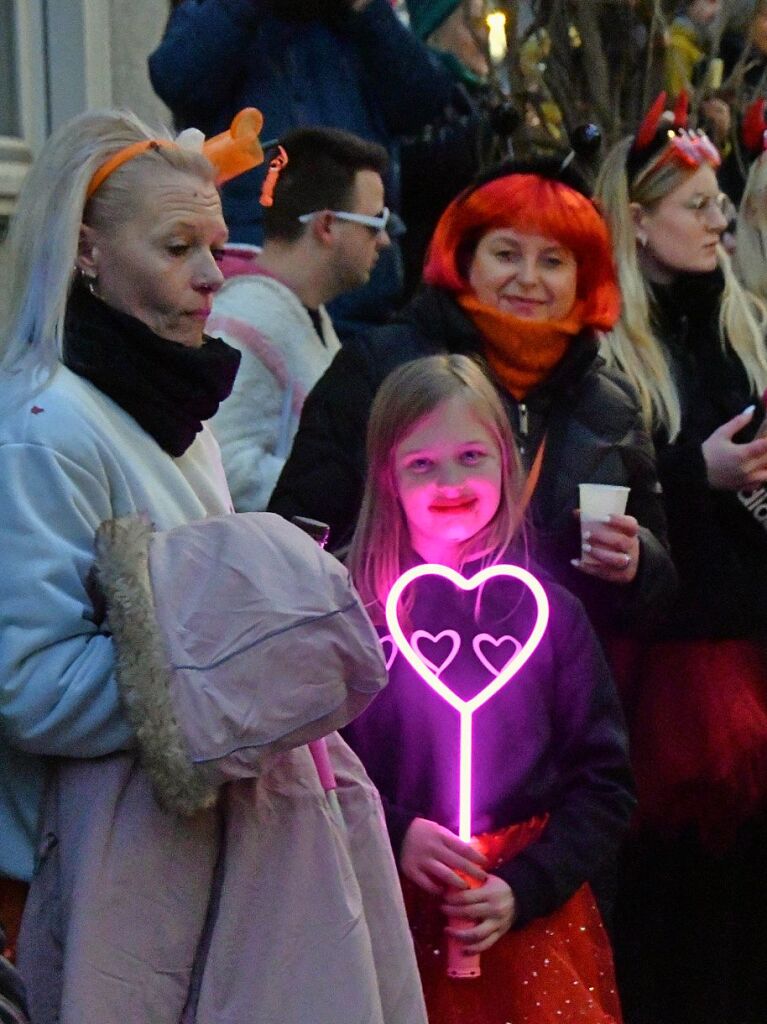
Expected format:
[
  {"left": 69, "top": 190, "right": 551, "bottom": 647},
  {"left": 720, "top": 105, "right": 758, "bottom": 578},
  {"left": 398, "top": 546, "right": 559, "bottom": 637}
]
[
  {"left": 608, "top": 635, "right": 767, "bottom": 848},
  {"left": 403, "top": 817, "right": 623, "bottom": 1024}
]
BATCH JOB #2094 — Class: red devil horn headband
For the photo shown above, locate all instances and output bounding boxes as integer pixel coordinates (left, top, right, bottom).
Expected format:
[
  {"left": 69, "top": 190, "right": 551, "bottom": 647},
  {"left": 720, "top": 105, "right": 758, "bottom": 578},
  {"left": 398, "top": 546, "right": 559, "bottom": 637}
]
[
  {"left": 626, "top": 91, "right": 720, "bottom": 182},
  {"left": 634, "top": 92, "right": 668, "bottom": 151},
  {"left": 742, "top": 98, "right": 767, "bottom": 156},
  {"left": 673, "top": 90, "right": 689, "bottom": 130}
]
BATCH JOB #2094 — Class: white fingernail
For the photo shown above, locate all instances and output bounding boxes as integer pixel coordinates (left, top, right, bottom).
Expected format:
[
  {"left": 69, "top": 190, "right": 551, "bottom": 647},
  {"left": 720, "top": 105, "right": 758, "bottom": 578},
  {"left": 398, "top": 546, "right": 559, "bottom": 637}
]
[
  {"left": 743, "top": 405, "right": 756, "bottom": 416},
  {"left": 582, "top": 542, "right": 592, "bottom": 553},
  {"left": 583, "top": 530, "right": 591, "bottom": 541}
]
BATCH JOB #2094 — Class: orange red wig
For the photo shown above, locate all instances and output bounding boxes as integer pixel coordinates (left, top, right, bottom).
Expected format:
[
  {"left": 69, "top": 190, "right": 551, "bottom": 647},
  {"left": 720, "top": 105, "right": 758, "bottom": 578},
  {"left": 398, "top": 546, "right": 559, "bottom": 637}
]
[{"left": 423, "top": 173, "right": 621, "bottom": 332}]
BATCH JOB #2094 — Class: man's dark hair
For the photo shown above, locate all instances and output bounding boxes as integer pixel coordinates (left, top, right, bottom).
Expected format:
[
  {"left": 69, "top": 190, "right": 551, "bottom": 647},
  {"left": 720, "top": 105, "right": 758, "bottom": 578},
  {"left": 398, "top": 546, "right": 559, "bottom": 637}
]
[{"left": 262, "top": 127, "right": 388, "bottom": 243}]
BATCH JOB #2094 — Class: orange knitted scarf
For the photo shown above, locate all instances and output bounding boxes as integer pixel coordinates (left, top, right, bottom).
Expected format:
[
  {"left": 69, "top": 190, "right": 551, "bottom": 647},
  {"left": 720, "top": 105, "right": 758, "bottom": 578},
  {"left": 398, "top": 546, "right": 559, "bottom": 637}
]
[{"left": 457, "top": 293, "right": 586, "bottom": 399}]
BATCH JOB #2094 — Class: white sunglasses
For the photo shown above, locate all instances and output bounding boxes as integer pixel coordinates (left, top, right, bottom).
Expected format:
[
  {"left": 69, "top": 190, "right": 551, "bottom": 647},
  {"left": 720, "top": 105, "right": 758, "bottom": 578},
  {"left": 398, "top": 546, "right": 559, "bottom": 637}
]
[{"left": 298, "top": 207, "right": 391, "bottom": 232}]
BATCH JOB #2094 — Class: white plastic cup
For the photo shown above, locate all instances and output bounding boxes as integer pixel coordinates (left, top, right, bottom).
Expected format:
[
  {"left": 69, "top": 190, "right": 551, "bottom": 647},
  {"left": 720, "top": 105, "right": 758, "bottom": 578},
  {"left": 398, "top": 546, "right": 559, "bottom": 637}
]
[{"left": 578, "top": 484, "right": 630, "bottom": 548}]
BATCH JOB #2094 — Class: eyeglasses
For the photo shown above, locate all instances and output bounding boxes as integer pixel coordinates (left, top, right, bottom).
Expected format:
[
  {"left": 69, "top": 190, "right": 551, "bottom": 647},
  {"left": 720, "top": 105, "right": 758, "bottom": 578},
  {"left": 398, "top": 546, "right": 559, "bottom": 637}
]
[
  {"left": 298, "top": 207, "right": 391, "bottom": 232},
  {"left": 681, "top": 191, "right": 731, "bottom": 219}
]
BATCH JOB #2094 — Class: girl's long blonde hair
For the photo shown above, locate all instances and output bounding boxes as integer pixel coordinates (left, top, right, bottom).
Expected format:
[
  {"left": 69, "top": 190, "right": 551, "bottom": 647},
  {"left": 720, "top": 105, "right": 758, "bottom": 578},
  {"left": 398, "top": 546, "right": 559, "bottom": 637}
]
[
  {"left": 2, "top": 108, "right": 214, "bottom": 385},
  {"left": 596, "top": 136, "right": 767, "bottom": 440},
  {"left": 348, "top": 354, "right": 524, "bottom": 622}
]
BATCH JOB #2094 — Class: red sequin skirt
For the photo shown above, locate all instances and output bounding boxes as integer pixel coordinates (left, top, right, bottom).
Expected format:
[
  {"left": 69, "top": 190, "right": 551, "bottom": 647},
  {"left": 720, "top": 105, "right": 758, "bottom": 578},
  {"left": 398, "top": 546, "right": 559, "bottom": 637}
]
[
  {"left": 402, "top": 817, "right": 623, "bottom": 1024},
  {"left": 610, "top": 635, "right": 767, "bottom": 848}
]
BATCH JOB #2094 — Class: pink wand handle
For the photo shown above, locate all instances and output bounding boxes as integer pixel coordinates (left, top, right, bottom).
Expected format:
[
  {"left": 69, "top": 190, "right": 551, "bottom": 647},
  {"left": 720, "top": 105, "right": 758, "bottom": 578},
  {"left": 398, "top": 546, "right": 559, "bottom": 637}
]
[
  {"left": 446, "top": 919, "right": 481, "bottom": 978},
  {"left": 445, "top": 873, "right": 482, "bottom": 978},
  {"left": 308, "top": 738, "right": 336, "bottom": 792}
]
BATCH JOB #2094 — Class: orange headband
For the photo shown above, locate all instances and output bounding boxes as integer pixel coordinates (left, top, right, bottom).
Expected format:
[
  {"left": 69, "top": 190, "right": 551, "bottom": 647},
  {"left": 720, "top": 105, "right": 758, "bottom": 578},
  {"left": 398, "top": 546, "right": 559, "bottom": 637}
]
[
  {"left": 85, "top": 108, "right": 266, "bottom": 201},
  {"left": 86, "top": 140, "right": 175, "bottom": 200}
]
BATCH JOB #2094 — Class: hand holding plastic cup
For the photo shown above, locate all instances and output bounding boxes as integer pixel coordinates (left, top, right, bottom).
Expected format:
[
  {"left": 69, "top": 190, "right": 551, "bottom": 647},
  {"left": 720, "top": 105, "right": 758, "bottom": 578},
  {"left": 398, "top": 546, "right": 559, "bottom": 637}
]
[{"left": 578, "top": 484, "right": 630, "bottom": 562}]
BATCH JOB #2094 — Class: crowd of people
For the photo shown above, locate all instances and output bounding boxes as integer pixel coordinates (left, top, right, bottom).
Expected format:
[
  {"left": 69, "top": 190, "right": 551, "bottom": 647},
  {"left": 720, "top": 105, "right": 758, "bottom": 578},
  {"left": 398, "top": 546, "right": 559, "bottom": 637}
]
[{"left": 1, "top": 2, "right": 767, "bottom": 1023}]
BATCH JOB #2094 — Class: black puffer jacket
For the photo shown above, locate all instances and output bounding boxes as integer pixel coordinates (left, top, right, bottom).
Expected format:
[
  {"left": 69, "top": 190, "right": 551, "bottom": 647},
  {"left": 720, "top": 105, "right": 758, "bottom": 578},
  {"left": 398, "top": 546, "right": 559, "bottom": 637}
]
[
  {"left": 269, "top": 287, "right": 676, "bottom": 633},
  {"left": 651, "top": 270, "right": 767, "bottom": 639}
]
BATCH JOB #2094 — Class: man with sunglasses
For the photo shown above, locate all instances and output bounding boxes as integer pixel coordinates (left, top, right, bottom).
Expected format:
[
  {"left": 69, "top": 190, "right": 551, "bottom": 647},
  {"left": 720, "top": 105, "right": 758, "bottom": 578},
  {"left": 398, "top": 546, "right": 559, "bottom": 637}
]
[
  {"left": 150, "top": 0, "right": 455, "bottom": 338},
  {"left": 209, "top": 127, "right": 390, "bottom": 512}
]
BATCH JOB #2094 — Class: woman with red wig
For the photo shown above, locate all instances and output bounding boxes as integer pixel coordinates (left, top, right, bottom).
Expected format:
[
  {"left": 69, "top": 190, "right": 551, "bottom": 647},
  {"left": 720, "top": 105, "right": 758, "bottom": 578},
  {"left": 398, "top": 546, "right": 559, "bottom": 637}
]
[{"left": 270, "top": 157, "right": 676, "bottom": 638}]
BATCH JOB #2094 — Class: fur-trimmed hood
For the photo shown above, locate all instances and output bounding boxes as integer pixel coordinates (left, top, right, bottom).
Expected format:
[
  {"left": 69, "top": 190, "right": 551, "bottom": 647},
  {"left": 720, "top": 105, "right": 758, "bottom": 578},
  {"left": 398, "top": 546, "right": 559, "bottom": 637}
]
[
  {"left": 95, "top": 511, "right": 387, "bottom": 815},
  {"left": 19, "top": 513, "right": 424, "bottom": 1024}
]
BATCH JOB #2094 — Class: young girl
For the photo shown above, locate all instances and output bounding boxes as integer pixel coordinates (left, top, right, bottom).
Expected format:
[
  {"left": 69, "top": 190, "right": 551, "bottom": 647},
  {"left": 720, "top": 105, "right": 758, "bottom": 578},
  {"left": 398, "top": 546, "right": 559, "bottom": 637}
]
[{"left": 344, "top": 354, "right": 634, "bottom": 1024}]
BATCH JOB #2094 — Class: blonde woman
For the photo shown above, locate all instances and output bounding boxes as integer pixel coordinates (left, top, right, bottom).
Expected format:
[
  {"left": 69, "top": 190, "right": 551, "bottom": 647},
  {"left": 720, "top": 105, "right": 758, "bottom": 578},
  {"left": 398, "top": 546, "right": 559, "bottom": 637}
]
[
  {"left": 0, "top": 109, "right": 412, "bottom": 1024},
  {"left": 596, "top": 99, "right": 767, "bottom": 1024}
]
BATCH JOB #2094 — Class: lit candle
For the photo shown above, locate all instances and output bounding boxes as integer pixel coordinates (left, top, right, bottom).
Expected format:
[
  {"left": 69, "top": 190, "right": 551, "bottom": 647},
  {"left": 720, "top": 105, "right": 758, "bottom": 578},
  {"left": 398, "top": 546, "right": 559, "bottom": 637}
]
[{"left": 486, "top": 10, "right": 507, "bottom": 64}]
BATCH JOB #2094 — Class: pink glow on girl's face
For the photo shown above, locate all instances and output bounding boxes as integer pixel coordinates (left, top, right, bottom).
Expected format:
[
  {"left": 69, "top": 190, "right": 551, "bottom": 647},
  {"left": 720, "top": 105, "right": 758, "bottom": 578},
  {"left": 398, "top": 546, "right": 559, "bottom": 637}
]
[{"left": 394, "top": 395, "right": 502, "bottom": 566}]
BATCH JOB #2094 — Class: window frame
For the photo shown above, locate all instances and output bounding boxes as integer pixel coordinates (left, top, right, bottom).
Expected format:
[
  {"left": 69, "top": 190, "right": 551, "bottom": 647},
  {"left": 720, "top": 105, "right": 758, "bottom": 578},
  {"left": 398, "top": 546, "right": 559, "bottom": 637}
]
[
  {"left": 0, "top": 0, "right": 46, "bottom": 218},
  {"left": 0, "top": 0, "right": 112, "bottom": 219}
]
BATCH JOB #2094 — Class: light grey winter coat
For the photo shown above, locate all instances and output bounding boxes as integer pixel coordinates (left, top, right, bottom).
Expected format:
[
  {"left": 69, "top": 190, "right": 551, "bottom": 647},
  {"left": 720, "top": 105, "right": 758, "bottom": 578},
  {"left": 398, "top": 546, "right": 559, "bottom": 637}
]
[{"left": 18, "top": 513, "right": 426, "bottom": 1024}]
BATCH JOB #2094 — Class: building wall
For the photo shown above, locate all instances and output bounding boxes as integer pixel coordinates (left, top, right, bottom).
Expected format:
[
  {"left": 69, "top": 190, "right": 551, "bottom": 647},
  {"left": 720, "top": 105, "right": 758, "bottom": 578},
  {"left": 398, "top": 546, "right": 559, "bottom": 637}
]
[
  {"left": 110, "top": 1, "right": 170, "bottom": 122},
  {"left": 0, "top": 224, "right": 11, "bottom": 325},
  {"left": 0, "top": 0, "right": 170, "bottom": 326}
]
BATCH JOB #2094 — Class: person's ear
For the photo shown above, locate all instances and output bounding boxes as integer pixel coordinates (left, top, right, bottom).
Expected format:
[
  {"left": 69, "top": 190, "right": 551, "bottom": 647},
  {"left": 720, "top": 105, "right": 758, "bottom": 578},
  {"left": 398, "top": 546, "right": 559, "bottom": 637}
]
[
  {"left": 76, "top": 224, "right": 101, "bottom": 276},
  {"left": 630, "top": 202, "right": 649, "bottom": 247},
  {"left": 311, "top": 211, "right": 337, "bottom": 248}
]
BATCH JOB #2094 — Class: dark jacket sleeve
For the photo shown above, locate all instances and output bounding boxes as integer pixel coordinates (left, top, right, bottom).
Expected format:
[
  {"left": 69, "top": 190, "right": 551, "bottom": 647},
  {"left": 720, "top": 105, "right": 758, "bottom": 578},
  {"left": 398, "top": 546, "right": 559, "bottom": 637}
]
[
  {"left": 498, "top": 597, "right": 635, "bottom": 928},
  {"left": 611, "top": 379, "right": 678, "bottom": 628},
  {"left": 380, "top": 795, "right": 418, "bottom": 861},
  {"left": 564, "top": 368, "right": 678, "bottom": 633},
  {"left": 340, "top": 0, "right": 454, "bottom": 133},
  {"left": 148, "top": 0, "right": 262, "bottom": 120},
  {"left": 267, "top": 342, "right": 376, "bottom": 548},
  {"left": 654, "top": 430, "right": 767, "bottom": 638}
]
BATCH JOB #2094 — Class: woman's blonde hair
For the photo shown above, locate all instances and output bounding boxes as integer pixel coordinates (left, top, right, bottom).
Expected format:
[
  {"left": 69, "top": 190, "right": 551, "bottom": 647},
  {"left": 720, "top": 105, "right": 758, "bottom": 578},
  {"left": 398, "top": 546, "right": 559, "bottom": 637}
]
[
  {"left": 736, "top": 154, "right": 767, "bottom": 303},
  {"left": 596, "top": 136, "right": 767, "bottom": 440},
  {"left": 348, "top": 354, "right": 524, "bottom": 621},
  {"left": 2, "top": 108, "right": 215, "bottom": 380}
]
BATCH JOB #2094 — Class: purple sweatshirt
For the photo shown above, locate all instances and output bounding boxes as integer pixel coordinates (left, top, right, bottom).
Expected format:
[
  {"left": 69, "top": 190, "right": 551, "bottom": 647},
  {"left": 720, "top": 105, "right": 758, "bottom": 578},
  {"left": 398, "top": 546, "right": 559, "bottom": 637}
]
[{"left": 343, "top": 555, "right": 635, "bottom": 927}]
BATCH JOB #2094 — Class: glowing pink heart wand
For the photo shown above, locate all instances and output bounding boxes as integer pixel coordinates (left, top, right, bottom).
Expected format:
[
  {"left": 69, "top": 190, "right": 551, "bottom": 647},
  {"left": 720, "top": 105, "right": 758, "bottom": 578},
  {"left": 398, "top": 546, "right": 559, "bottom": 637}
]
[{"left": 385, "top": 563, "right": 549, "bottom": 978}]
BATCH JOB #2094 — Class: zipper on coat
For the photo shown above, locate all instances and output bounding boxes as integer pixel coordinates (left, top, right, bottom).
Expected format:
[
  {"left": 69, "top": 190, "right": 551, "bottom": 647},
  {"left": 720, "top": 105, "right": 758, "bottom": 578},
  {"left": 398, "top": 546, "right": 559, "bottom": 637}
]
[{"left": 518, "top": 402, "right": 528, "bottom": 455}]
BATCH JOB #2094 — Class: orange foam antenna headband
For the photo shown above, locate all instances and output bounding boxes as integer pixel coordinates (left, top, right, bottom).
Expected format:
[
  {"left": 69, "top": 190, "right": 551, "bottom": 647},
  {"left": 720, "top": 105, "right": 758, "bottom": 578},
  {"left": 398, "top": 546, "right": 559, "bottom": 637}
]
[
  {"left": 86, "top": 139, "right": 176, "bottom": 200},
  {"left": 259, "top": 146, "right": 289, "bottom": 207},
  {"left": 86, "top": 108, "right": 266, "bottom": 200},
  {"left": 203, "top": 107, "right": 265, "bottom": 185}
]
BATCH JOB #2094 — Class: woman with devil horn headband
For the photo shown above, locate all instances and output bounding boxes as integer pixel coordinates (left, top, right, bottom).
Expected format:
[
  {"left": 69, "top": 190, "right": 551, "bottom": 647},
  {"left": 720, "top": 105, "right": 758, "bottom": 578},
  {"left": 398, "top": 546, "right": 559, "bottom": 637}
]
[
  {"left": 0, "top": 109, "right": 416, "bottom": 1024},
  {"left": 596, "top": 93, "right": 767, "bottom": 1024}
]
